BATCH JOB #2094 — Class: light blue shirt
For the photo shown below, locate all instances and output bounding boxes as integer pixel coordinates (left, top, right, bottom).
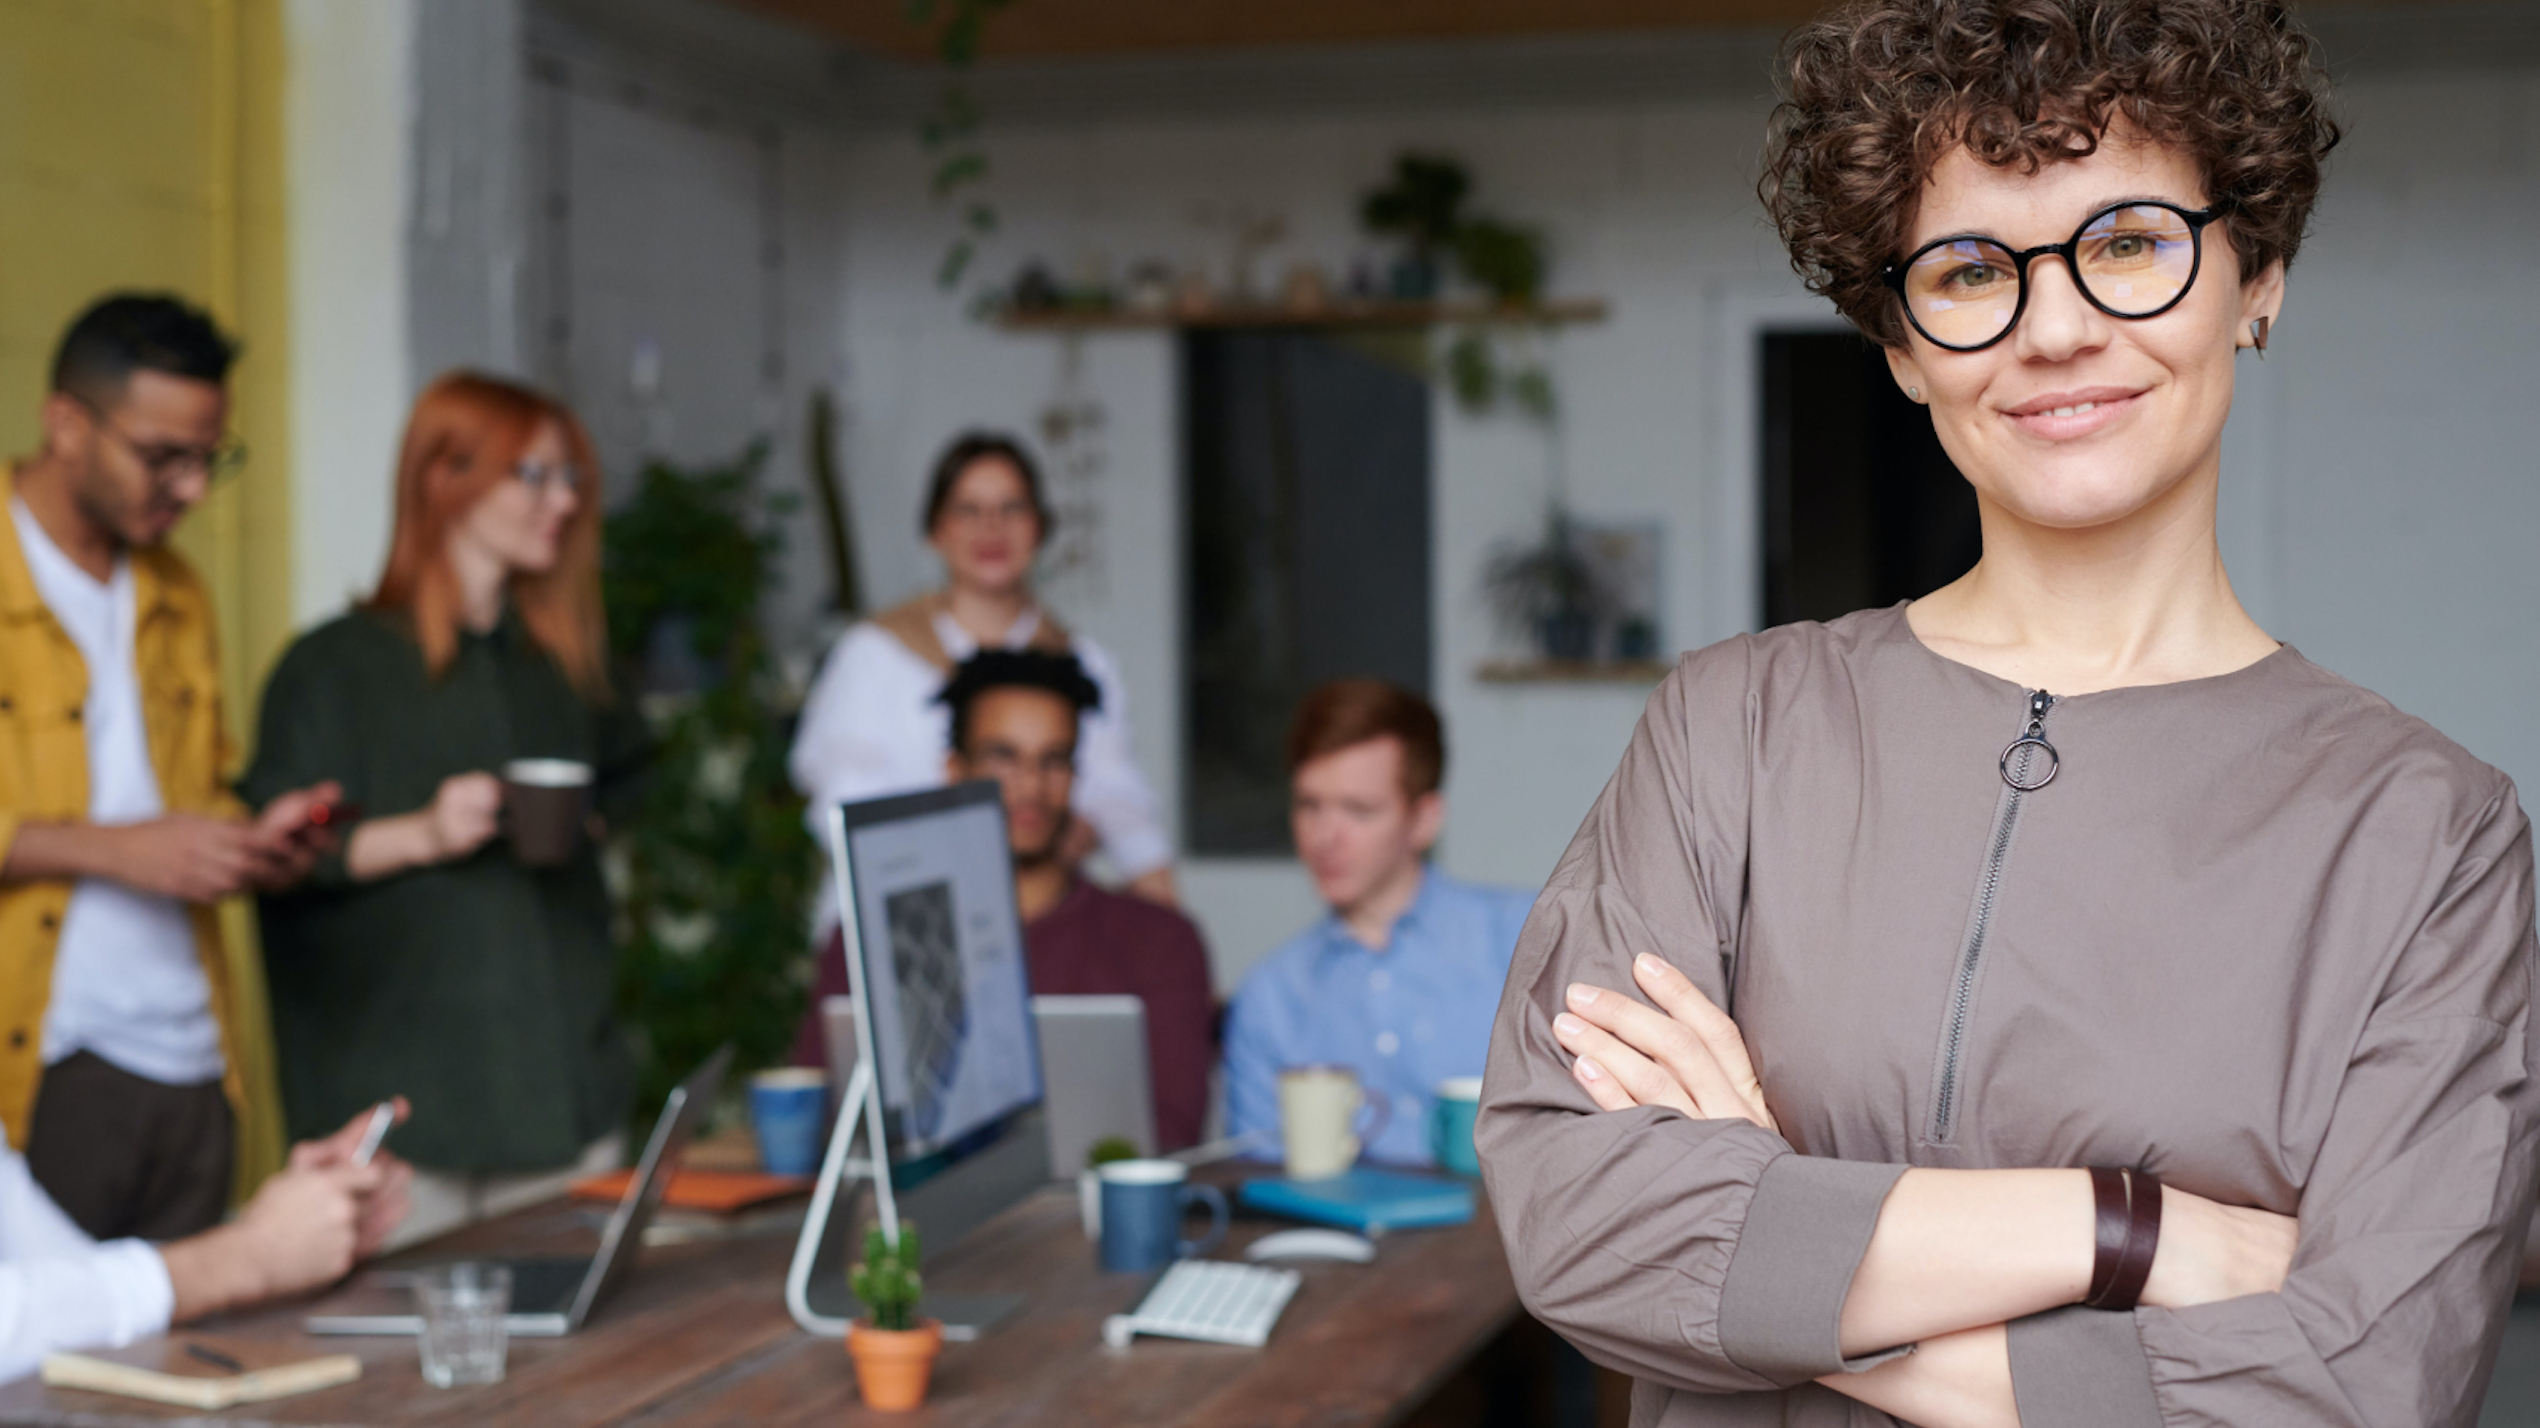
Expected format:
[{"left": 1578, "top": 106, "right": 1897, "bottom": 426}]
[{"left": 1223, "top": 869, "right": 1536, "bottom": 1166}]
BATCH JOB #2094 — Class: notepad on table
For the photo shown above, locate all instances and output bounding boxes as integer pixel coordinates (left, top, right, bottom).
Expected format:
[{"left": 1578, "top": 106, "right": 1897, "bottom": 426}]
[
  {"left": 1238, "top": 1168, "right": 1475, "bottom": 1232},
  {"left": 568, "top": 1167, "right": 809, "bottom": 1213},
  {"left": 41, "top": 1338, "right": 361, "bottom": 1410}
]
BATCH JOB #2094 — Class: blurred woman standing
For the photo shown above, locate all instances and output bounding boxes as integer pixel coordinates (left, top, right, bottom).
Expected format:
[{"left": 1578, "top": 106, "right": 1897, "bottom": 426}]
[
  {"left": 242, "top": 373, "right": 637, "bottom": 1243},
  {"left": 789, "top": 431, "right": 1175, "bottom": 903}
]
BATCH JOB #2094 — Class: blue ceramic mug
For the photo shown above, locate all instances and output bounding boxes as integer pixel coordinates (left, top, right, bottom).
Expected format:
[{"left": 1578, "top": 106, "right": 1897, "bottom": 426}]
[
  {"left": 1428, "top": 1076, "right": 1484, "bottom": 1177},
  {"left": 1097, "top": 1159, "right": 1229, "bottom": 1273},
  {"left": 748, "top": 1068, "right": 828, "bottom": 1176}
]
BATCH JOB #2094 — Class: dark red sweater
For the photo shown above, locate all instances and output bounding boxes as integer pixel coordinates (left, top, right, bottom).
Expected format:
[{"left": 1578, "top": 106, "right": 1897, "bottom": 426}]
[{"left": 794, "top": 878, "right": 1217, "bottom": 1149}]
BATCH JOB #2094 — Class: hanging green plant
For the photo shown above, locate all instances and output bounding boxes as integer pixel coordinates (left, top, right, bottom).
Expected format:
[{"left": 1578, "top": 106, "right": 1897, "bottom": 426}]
[
  {"left": 906, "top": 0, "right": 1018, "bottom": 291},
  {"left": 1452, "top": 216, "right": 1546, "bottom": 306}
]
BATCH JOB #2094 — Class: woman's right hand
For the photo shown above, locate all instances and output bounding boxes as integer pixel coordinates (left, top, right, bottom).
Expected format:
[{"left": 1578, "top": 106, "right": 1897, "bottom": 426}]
[
  {"left": 2140, "top": 1185, "right": 2298, "bottom": 1309},
  {"left": 423, "top": 772, "right": 504, "bottom": 862},
  {"left": 1550, "top": 952, "right": 1779, "bottom": 1133}
]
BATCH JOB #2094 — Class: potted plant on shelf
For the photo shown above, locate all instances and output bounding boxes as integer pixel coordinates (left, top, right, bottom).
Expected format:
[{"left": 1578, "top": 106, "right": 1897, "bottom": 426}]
[
  {"left": 847, "top": 1222, "right": 940, "bottom": 1410},
  {"left": 1359, "top": 151, "right": 1558, "bottom": 422},
  {"left": 1359, "top": 153, "right": 1469, "bottom": 300},
  {"left": 1484, "top": 506, "right": 1609, "bottom": 664}
]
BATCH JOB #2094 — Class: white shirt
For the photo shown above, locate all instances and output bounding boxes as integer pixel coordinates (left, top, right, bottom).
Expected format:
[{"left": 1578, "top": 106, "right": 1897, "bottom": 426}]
[
  {"left": 0, "top": 1123, "right": 173, "bottom": 1383},
  {"left": 789, "top": 606, "right": 1172, "bottom": 925},
  {"left": 10, "top": 498, "right": 223, "bottom": 1087}
]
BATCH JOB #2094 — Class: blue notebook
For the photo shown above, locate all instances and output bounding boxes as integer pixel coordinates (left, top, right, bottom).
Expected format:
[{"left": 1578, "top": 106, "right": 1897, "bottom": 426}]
[{"left": 1238, "top": 1169, "right": 1476, "bottom": 1232}]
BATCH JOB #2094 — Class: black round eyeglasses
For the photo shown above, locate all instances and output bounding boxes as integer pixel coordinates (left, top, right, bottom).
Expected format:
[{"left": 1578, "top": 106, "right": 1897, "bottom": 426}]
[{"left": 1882, "top": 200, "right": 2227, "bottom": 353}]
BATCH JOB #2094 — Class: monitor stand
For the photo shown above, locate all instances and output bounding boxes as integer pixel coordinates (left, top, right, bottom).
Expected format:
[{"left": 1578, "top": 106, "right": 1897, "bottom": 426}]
[
  {"left": 804, "top": 1286, "right": 1025, "bottom": 1343},
  {"left": 784, "top": 1057, "right": 1040, "bottom": 1342}
]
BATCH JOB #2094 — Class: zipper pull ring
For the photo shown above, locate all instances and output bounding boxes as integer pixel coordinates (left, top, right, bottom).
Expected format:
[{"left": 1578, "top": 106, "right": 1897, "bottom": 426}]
[{"left": 2000, "top": 690, "right": 2061, "bottom": 791}]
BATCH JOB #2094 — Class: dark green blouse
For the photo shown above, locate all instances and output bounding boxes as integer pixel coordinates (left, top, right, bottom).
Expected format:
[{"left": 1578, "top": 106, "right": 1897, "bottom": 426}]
[{"left": 240, "top": 609, "right": 638, "bottom": 1173}]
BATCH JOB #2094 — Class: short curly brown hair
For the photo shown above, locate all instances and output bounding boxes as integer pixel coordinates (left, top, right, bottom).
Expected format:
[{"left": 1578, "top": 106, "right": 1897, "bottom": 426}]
[{"left": 1760, "top": 0, "right": 2340, "bottom": 347}]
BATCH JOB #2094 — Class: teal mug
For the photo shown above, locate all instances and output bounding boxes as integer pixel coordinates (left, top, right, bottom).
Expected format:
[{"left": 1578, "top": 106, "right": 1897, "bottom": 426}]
[{"left": 1428, "top": 1076, "right": 1484, "bottom": 1177}]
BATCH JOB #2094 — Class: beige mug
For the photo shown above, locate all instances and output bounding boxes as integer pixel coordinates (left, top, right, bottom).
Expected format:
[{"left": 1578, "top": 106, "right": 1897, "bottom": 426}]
[{"left": 1277, "top": 1066, "right": 1390, "bottom": 1181}]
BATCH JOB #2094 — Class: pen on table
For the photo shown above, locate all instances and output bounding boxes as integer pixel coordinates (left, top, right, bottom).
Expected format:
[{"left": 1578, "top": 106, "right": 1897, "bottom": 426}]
[{"left": 184, "top": 1342, "right": 246, "bottom": 1374}]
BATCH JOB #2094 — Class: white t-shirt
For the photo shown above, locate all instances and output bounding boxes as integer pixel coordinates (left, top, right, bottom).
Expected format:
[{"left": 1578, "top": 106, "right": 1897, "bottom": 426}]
[
  {"left": 0, "top": 1129, "right": 174, "bottom": 1384},
  {"left": 10, "top": 498, "right": 223, "bottom": 1088},
  {"left": 788, "top": 605, "right": 1171, "bottom": 932}
]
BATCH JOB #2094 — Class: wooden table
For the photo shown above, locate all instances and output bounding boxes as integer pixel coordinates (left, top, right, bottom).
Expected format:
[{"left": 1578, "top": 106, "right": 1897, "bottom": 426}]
[{"left": 0, "top": 1168, "right": 1524, "bottom": 1428}]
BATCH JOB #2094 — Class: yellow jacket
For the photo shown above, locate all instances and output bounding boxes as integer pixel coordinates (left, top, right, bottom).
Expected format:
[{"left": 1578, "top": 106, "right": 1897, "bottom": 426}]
[{"left": 0, "top": 479, "right": 247, "bottom": 1148}]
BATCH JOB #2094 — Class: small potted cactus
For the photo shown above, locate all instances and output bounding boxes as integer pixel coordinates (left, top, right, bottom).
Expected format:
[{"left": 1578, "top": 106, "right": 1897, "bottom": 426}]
[
  {"left": 846, "top": 1222, "right": 942, "bottom": 1411},
  {"left": 1079, "top": 1136, "right": 1140, "bottom": 1239}
]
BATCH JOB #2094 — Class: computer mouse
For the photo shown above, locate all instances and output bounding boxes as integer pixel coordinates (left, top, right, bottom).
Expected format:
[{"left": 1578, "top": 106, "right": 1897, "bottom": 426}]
[{"left": 1244, "top": 1228, "right": 1378, "bottom": 1264}]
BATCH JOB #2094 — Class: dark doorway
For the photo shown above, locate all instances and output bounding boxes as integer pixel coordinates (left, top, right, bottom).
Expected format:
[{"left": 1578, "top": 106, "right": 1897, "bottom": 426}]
[
  {"left": 1761, "top": 330, "right": 1982, "bottom": 628},
  {"left": 1183, "top": 329, "right": 1432, "bottom": 855}
]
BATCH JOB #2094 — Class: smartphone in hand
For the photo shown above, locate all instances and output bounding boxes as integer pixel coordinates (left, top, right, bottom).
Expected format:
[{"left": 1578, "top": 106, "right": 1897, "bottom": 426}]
[
  {"left": 351, "top": 1101, "right": 396, "bottom": 1167},
  {"left": 303, "top": 799, "right": 364, "bottom": 831}
]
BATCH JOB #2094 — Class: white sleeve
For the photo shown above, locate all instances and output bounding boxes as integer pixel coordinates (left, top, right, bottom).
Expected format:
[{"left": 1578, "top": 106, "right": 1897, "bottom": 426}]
[
  {"left": 788, "top": 626, "right": 950, "bottom": 825},
  {"left": 1067, "top": 636, "right": 1173, "bottom": 878},
  {"left": 0, "top": 1143, "right": 173, "bottom": 1384}
]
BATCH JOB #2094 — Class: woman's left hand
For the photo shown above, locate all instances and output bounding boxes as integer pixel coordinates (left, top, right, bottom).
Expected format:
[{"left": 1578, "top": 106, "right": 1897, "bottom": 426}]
[{"left": 1552, "top": 953, "right": 1778, "bottom": 1133}]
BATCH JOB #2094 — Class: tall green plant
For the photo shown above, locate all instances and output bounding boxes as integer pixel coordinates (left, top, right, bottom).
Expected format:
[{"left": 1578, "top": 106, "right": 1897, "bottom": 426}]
[{"left": 602, "top": 443, "right": 820, "bottom": 1122}]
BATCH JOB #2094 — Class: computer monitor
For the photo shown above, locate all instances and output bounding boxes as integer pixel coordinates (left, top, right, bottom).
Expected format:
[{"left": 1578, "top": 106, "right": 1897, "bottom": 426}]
[
  {"left": 1032, "top": 995, "right": 1156, "bottom": 1179},
  {"left": 787, "top": 781, "right": 1051, "bottom": 1339},
  {"left": 840, "top": 782, "right": 1042, "bottom": 1162}
]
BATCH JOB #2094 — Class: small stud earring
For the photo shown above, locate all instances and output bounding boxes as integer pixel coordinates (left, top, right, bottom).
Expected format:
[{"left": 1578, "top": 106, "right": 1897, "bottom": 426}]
[
  {"left": 2249, "top": 316, "right": 2271, "bottom": 358},
  {"left": 1907, "top": 386, "right": 1922, "bottom": 403}
]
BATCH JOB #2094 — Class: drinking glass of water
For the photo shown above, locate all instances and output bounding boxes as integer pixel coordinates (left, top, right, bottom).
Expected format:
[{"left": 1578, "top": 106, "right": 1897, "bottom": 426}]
[{"left": 416, "top": 1262, "right": 511, "bottom": 1387}]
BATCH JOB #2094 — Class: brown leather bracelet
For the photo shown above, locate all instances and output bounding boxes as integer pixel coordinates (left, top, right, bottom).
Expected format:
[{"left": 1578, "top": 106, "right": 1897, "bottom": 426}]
[
  {"left": 2085, "top": 1166, "right": 2130, "bottom": 1306},
  {"left": 2097, "top": 1169, "right": 2164, "bottom": 1312}
]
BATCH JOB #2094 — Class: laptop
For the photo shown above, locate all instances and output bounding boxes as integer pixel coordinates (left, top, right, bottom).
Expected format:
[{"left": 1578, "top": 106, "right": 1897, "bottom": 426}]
[
  {"left": 1031, "top": 995, "right": 1155, "bottom": 1179},
  {"left": 305, "top": 1045, "right": 733, "bottom": 1338}
]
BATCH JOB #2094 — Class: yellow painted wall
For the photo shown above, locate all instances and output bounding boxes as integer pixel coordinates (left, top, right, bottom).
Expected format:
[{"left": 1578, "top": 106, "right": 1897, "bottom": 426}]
[{"left": 0, "top": 0, "right": 294, "bottom": 1190}]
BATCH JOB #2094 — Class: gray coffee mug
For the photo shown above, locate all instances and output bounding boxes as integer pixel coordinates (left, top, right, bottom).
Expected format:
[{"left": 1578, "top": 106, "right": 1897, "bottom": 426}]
[
  {"left": 1097, "top": 1160, "right": 1228, "bottom": 1274},
  {"left": 503, "top": 758, "right": 592, "bottom": 868}
]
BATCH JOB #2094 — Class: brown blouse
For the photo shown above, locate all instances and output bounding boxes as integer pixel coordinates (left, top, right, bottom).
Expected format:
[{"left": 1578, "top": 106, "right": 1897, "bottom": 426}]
[{"left": 1477, "top": 604, "right": 2539, "bottom": 1427}]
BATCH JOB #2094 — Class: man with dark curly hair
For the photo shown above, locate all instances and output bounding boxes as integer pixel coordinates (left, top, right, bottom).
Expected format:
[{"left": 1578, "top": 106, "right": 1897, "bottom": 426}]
[
  {"left": 793, "top": 650, "right": 1217, "bottom": 1150},
  {"left": 1478, "top": 2, "right": 2534, "bottom": 1426}
]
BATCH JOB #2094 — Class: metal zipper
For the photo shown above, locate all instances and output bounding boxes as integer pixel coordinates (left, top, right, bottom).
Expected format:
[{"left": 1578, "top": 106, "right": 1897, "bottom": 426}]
[{"left": 1927, "top": 689, "right": 2058, "bottom": 1144}]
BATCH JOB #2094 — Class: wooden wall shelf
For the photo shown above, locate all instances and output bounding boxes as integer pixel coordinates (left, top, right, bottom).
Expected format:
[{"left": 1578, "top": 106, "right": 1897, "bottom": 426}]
[
  {"left": 1475, "top": 658, "right": 1673, "bottom": 686},
  {"left": 995, "top": 297, "right": 1609, "bottom": 332}
]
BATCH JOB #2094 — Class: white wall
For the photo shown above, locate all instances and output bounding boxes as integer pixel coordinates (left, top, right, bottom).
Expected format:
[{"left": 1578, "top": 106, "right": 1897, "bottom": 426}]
[
  {"left": 831, "top": 28, "right": 2540, "bottom": 990},
  {"left": 2249, "top": 66, "right": 2540, "bottom": 788},
  {"left": 283, "top": 0, "right": 414, "bottom": 624},
  {"left": 408, "top": 0, "right": 531, "bottom": 385},
  {"left": 521, "top": 0, "right": 856, "bottom": 654}
]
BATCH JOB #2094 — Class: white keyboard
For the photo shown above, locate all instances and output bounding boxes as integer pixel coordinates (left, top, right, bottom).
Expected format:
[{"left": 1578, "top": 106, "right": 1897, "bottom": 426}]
[{"left": 1102, "top": 1259, "right": 1303, "bottom": 1349}]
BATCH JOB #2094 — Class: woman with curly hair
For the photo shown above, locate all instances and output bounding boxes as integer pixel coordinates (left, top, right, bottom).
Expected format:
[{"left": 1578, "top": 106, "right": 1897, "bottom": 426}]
[{"left": 1476, "top": 1, "right": 2536, "bottom": 1425}]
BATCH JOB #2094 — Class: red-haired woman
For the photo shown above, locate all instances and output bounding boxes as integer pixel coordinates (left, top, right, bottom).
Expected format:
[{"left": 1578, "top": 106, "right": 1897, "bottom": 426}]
[{"left": 242, "top": 373, "right": 635, "bottom": 1243}]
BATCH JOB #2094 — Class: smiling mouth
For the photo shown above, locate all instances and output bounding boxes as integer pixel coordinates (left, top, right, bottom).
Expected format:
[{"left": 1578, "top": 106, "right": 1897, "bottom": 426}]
[{"left": 1999, "top": 386, "right": 2150, "bottom": 437}]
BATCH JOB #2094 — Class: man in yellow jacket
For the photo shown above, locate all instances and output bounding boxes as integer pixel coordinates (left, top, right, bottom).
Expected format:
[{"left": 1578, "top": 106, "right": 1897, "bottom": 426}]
[{"left": 0, "top": 295, "right": 337, "bottom": 1240}]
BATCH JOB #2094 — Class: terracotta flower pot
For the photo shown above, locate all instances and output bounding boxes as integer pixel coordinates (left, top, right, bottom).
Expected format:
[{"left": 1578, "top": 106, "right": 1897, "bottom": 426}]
[{"left": 847, "top": 1318, "right": 944, "bottom": 1411}]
